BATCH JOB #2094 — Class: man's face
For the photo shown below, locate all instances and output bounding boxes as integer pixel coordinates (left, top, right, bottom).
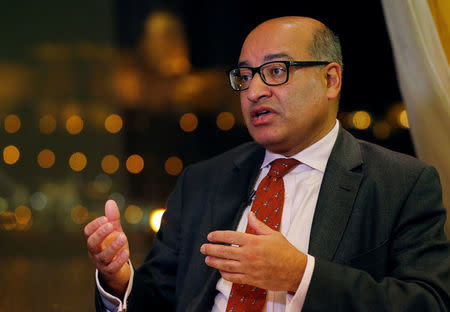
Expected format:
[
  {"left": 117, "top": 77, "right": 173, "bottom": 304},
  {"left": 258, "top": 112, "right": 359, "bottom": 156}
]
[{"left": 239, "top": 21, "right": 337, "bottom": 156}]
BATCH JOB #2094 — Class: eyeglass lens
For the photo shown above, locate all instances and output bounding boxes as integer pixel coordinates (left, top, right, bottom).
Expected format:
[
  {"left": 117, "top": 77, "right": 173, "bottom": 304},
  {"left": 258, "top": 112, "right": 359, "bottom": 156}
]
[{"left": 230, "top": 62, "right": 288, "bottom": 91}]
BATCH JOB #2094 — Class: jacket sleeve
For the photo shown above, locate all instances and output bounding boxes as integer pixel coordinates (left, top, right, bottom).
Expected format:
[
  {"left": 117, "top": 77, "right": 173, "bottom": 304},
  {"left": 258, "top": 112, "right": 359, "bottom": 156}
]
[
  {"left": 303, "top": 166, "right": 450, "bottom": 311},
  {"left": 116, "top": 168, "right": 188, "bottom": 311}
]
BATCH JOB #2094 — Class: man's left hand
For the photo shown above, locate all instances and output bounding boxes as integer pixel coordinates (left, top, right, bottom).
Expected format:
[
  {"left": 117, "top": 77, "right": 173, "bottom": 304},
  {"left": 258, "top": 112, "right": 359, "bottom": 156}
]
[{"left": 200, "top": 212, "right": 307, "bottom": 292}]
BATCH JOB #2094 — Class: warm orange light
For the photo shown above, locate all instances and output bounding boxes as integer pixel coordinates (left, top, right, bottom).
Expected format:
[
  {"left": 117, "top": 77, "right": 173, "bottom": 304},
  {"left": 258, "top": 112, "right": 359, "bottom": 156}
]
[
  {"left": 216, "top": 112, "right": 235, "bottom": 131},
  {"left": 125, "top": 205, "right": 143, "bottom": 224},
  {"left": 126, "top": 154, "right": 144, "bottom": 174},
  {"left": 164, "top": 156, "right": 183, "bottom": 176},
  {"left": 398, "top": 110, "right": 409, "bottom": 128},
  {"left": 3, "top": 145, "right": 20, "bottom": 165},
  {"left": 37, "top": 149, "right": 55, "bottom": 168},
  {"left": 352, "top": 111, "right": 371, "bottom": 130},
  {"left": 15, "top": 205, "right": 31, "bottom": 225},
  {"left": 39, "top": 114, "right": 57, "bottom": 134},
  {"left": 4, "top": 114, "right": 21, "bottom": 133},
  {"left": 66, "top": 115, "right": 84, "bottom": 135},
  {"left": 0, "top": 211, "right": 16, "bottom": 231},
  {"left": 71, "top": 205, "right": 89, "bottom": 224},
  {"left": 69, "top": 152, "right": 87, "bottom": 172},
  {"left": 105, "top": 114, "right": 123, "bottom": 134},
  {"left": 179, "top": 113, "right": 198, "bottom": 132},
  {"left": 149, "top": 208, "right": 166, "bottom": 232},
  {"left": 101, "top": 155, "right": 120, "bottom": 174}
]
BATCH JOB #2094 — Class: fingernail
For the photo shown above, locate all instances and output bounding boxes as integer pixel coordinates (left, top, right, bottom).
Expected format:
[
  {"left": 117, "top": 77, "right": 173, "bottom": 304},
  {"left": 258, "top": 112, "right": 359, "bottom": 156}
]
[
  {"left": 200, "top": 244, "right": 205, "bottom": 253},
  {"left": 207, "top": 233, "right": 212, "bottom": 240}
]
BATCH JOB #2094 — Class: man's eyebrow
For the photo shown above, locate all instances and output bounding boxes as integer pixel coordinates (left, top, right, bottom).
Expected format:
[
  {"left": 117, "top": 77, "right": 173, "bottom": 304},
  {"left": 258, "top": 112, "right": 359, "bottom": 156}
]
[
  {"left": 237, "top": 53, "right": 294, "bottom": 67},
  {"left": 264, "top": 53, "right": 294, "bottom": 62}
]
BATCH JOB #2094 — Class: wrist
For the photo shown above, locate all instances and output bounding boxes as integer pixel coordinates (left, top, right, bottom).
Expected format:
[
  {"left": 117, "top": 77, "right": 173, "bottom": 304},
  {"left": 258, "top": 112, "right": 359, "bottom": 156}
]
[
  {"left": 101, "top": 262, "right": 131, "bottom": 298},
  {"left": 288, "top": 251, "right": 307, "bottom": 293}
]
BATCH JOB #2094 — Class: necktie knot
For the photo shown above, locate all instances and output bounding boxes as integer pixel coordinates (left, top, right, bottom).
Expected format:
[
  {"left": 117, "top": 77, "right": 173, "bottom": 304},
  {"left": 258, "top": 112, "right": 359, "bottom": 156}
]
[{"left": 268, "top": 158, "right": 300, "bottom": 178}]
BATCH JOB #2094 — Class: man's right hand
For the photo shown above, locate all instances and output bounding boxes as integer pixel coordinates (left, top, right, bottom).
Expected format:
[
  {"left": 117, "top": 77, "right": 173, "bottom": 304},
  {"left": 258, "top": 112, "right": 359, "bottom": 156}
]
[{"left": 84, "top": 199, "right": 131, "bottom": 297}]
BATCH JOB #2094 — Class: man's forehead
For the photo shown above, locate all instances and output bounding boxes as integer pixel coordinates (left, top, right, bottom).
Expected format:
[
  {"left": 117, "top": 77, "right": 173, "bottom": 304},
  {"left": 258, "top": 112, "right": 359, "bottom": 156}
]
[
  {"left": 238, "top": 53, "right": 294, "bottom": 67},
  {"left": 238, "top": 22, "right": 313, "bottom": 66}
]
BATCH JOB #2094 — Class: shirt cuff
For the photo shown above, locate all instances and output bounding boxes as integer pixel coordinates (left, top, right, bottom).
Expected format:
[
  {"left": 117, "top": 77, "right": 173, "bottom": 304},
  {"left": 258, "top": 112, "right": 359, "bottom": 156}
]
[
  {"left": 96, "top": 260, "right": 135, "bottom": 312},
  {"left": 285, "top": 255, "right": 315, "bottom": 311}
]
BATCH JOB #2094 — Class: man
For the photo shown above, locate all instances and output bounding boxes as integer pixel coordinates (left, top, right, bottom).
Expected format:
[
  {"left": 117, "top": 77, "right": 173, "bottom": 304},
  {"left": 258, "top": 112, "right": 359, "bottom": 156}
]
[{"left": 85, "top": 16, "right": 450, "bottom": 311}]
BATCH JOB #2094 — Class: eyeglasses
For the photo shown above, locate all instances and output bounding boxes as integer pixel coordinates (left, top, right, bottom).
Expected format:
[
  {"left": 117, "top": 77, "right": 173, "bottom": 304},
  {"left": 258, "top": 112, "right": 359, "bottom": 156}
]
[{"left": 228, "top": 60, "right": 330, "bottom": 91}]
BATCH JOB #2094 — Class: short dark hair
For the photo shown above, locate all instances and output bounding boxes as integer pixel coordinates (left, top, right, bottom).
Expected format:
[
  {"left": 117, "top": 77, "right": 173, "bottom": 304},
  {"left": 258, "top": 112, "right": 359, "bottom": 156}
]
[{"left": 309, "top": 26, "right": 343, "bottom": 75}]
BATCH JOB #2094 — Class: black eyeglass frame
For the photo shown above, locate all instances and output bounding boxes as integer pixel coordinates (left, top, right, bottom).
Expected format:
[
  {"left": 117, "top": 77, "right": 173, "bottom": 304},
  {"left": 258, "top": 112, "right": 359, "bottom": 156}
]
[{"left": 228, "top": 60, "right": 331, "bottom": 91}]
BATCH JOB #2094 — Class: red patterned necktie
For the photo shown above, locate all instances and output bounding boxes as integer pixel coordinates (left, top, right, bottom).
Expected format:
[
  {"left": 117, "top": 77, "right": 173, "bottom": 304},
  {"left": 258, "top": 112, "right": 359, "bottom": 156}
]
[{"left": 225, "top": 158, "right": 300, "bottom": 312}]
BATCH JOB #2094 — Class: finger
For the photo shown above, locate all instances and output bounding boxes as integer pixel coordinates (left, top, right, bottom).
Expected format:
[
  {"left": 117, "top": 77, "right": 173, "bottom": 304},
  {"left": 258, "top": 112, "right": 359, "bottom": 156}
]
[
  {"left": 207, "top": 230, "right": 248, "bottom": 246},
  {"left": 247, "top": 212, "right": 273, "bottom": 235},
  {"left": 103, "top": 249, "right": 129, "bottom": 275},
  {"left": 205, "top": 256, "right": 241, "bottom": 273},
  {"left": 200, "top": 243, "right": 241, "bottom": 260},
  {"left": 105, "top": 200, "right": 123, "bottom": 231},
  {"left": 84, "top": 216, "right": 108, "bottom": 238},
  {"left": 97, "top": 233, "right": 128, "bottom": 265},
  {"left": 87, "top": 222, "right": 113, "bottom": 254},
  {"left": 219, "top": 270, "right": 246, "bottom": 285}
]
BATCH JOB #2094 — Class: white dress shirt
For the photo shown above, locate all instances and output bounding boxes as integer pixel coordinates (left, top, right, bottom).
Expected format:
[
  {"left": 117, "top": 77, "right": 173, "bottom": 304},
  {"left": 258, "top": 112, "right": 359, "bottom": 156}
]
[{"left": 98, "top": 121, "right": 340, "bottom": 312}]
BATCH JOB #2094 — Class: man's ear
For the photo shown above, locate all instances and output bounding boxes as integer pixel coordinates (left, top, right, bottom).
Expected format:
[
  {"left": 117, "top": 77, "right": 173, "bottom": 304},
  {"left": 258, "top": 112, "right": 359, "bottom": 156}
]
[{"left": 325, "top": 62, "right": 342, "bottom": 100}]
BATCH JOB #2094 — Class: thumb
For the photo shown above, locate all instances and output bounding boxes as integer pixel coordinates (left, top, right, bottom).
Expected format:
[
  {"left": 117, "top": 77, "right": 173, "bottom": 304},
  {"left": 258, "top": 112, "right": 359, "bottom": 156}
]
[
  {"left": 248, "top": 212, "right": 273, "bottom": 235},
  {"left": 105, "top": 199, "right": 123, "bottom": 232}
]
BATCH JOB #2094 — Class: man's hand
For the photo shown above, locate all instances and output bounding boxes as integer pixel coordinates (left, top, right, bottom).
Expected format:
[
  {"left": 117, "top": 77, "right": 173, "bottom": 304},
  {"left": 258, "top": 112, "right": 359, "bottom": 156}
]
[
  {"left": 200, "top": 212, "right": 307, "bottom": 292},
  {"left": 84, "top": 200, "right": 131, "bottom": 297}
]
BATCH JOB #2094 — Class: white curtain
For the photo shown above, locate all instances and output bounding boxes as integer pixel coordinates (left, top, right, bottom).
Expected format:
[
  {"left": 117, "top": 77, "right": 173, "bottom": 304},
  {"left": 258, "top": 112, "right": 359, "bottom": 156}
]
[{"left": 381, "top": 0, "right": 450, "bottom": 235}]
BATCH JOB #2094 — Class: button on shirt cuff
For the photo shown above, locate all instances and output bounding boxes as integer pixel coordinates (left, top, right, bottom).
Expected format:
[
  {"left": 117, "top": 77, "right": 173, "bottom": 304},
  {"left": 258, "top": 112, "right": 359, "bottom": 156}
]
[{"left": 96, "top": 260, "right": 134, "bottom": 312}]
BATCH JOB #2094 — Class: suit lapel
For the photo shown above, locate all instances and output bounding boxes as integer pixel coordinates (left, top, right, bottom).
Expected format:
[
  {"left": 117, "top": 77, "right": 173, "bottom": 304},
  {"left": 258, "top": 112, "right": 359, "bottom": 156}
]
[
  {"left": 308, "top": 128, "right": 364, "bottom": 260},
  {"left": 211, "top": 143, "right": 265, "bottom": 231},
  {"left": 191, "top": 143, "right": 265, "bottom": 312}
]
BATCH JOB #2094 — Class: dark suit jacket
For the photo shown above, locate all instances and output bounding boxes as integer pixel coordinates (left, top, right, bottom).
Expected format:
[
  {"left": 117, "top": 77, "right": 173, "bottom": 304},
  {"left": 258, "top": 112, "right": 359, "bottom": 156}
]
[{"left": 96, "top": 127, "right": 450, "bottom": 311}]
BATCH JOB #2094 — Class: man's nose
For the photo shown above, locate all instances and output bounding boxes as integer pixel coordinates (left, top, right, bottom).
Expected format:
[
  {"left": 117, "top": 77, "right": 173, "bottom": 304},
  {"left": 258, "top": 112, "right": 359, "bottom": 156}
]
[{"left": 246, "top": 73, "right": 271, "bottom": 103}]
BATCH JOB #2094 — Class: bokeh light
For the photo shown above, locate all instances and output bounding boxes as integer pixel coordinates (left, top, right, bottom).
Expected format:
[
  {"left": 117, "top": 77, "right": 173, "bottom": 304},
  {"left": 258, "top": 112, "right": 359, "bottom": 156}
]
[
  {"left": 39, "top": 114, "right": 57, "bottom": 134},
  {"left": 108, "top": 193, "right": 125, "bottom": 211},
  {"left": 105, "top": 114, "right": 123, "bottom": 134},
  {"left": 69, "top": 152, "right": 87, "bottom": 172},
  {"left": 398, "top": 109, "right": 409, "bottom": 128},
  {"left": 37, "top": 149, "right": 55, "bottom": 168},
  {"left": 216, "top": 112, "right": 235, "bottom": 131},
  {"left": 30, "top": 192, "right": 47, "bottom": 211},
  {"left": 126, "top": 154, "right": 144, "bottom": 174},
  {"left": 179, "top": 113, "right": 198, "bottom": 132},
  {"left": 93, "top": 174, "right": 112, "bottom": 194},
  {"left": 101, "top": 155, "right": 120, "bottom": 174},
  {"left": 66, "top": 115, "right": 84, "bottom": 135},
  {"left": 352, "top": 111, "right": 372, "bottom": 130},
  {"left": 164, "top": 156, "right": 183, "bottom": 176},
  {"left": 149, "top": 208, "right": 166, "bottom": 232},
  {"left": 0, "top": 211, "right": 16, "bottom": 231},
  {"left": 373, "top": 121, "right": 391, "bottom": 140},
  {"left": 4, "top": 114, "right": 21, "bottom": 133},
  {"left": 3, "top": 145, "right": 20, "bottom": 165},
  {"left": 71, "top": 205, "right": 89, "bottom": 224},
  {"left": 125, "top": 205, "right": 143, "bottom": 224},
  {"left": 15, "top": 205, "right": 31, "bottom": 225}
]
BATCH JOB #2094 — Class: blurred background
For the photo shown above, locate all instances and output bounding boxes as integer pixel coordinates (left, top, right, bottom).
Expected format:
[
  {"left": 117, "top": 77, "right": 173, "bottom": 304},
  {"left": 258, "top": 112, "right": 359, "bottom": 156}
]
[{"left": 0, "top": 1, "right": 434, "bottom": 311}]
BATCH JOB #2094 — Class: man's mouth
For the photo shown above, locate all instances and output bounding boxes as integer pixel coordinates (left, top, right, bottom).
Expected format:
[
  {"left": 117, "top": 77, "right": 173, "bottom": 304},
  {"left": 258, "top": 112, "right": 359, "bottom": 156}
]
[
  {"left": 251, "top": 108, "right": 276, "bottom": 125},
  {"left": 255, "top": 110, "right": 271, "bottom": 117}
]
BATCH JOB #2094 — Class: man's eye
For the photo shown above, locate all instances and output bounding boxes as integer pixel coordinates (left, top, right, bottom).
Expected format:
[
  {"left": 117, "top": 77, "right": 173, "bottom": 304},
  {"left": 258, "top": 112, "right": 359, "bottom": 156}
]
[
  {"left": 241, "top": 74, "right": 252, "bottom": 82},
  {"left": 271, "top": 67, "right": 285, "bottom": 75}
]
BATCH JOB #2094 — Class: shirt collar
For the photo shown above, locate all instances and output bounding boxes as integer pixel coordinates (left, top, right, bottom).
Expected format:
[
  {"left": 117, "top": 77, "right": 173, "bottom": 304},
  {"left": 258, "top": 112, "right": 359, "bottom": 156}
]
[{"left": 261, "top": 120, "right": 340, "bottom": 173}]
